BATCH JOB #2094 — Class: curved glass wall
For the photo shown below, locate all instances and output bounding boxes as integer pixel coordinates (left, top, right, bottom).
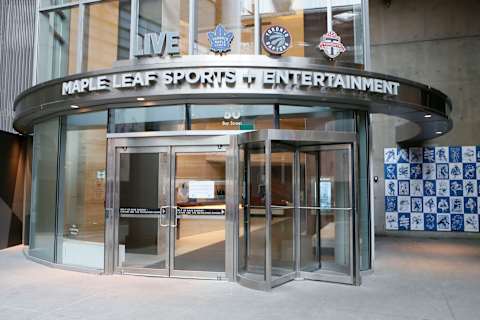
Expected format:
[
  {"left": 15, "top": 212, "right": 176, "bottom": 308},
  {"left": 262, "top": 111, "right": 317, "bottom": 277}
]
[
  {"left": 57, "top": 112, "right": 107, "bottom": 269},
  {"left": 35, "top": 0, "right": 366, "bottom": 82},
  {"left": 28, "top": 104, "right": 370, "bottom": 271},
  {"left": 29, "top": 118, "right": 60, "bottom": 261}
]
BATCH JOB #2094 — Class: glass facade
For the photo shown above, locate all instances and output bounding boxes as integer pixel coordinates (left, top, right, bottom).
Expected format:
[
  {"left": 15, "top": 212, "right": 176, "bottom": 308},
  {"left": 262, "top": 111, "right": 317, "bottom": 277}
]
[
  {"left": 57, "top": 112, "right": 107, "bottom": 269},
  {"left": 30, "top": 118, "right": 60, "bottom": 262},
  {"left": 30, "top": 0, "right": 371, "bottom": 275},
  {"left": 259, "top": 0, "right": 363, "bottom": 62},
  {"left": 37, "top": 7, "right": 79, "bottom": 83},
  {"left": 35, "top": 0, "right": 366, "bottom": 82}
]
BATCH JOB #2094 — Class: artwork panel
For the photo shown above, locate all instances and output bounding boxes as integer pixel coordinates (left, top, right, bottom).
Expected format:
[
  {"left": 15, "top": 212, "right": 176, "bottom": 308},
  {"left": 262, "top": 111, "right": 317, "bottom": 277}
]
[
  {"left": 464, "top": 214, "right": 479, "bottom": 232},
  {"left": 435, "top": 147, "right": 449, "bottom": 163},
  {"left": 437, "top": 213, "right": 451, "bottom": 231},
  {"left": 424, "top": 213, "right": 437, "bottom": 231},
  {"left": 462, "top": 146, "right": 476, "bottom": 163},
  {"left": 423, "top": 147, "right": 435, "bottom": 163},
  {"left": 409, "top": 147, "right": 422, "bottom": 163},
  {"left": 397, "top": 196, "right": 411, "bottom": 213},
  {"left": 384, "top": 148, "right": 397, "bottom": 164},
  {"left": 386, "top": 212, "right": 399, "bottom": 230},
  {"left": 385, "top": 180, "right": 397, "bottom": 196},
  {"left": 451, "top": 214, "right": 464, "bottom": 232},
  {"left": 397, "top": 163, "right": 410, "bottom": 180},
  {"left": 410, "top": 212, "right": 424, "bottom": 231},
  {"left": 449, "top": 146, "right": 462, "bottom": 163}
]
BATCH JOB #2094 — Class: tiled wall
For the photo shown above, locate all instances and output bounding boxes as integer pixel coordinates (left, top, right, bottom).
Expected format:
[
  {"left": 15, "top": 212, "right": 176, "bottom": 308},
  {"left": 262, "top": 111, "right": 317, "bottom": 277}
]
[{"left": 384, "top": 147, "right": 480, "bottom": 232}]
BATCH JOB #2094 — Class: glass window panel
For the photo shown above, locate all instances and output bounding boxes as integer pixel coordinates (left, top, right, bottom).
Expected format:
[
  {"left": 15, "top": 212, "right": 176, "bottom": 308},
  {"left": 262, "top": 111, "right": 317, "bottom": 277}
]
[
  {"left": 357, "top": 111, "right": 370, "bottom": 270},
  {"left": 57, "top": 111, "right": 107, "bottom": 269},
  {"left": 37, "top": 7, "right": 79, "bottom": 82},
  {"left": 138, "top": 0, "right": 189, "bottom": 55},
  {"left": 174, "top": 152, "right": 226, "bottom": 272},
  {"left": 109, "top": 105, "right": 186, "bottom": 133},
  {"left": 190, "top": 105, "right": 274, "bottom": 130},
  {"left": 279, "top": 105, "right": 354, "bottom": 131},
  {"left": 259, "top": 0, "right": 363, "bottom": 64},
  {"left": 118, "top": 152, "right": 167, "bottom": 269},
  {"left": 40, "top": 0, "right": 75, "bottom": 8},
  {"left": 196, "top": 0, "right": 254, "bottom": 54},
  {"left": 29, "top": 118, "right": 60, "bottom": 262},
  {"left": 84, "top": 0, "right": 131, "bottom": 71}
]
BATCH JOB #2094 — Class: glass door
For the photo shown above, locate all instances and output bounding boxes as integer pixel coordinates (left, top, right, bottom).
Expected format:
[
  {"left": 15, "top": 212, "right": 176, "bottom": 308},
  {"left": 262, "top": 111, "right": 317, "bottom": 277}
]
[
  {"left": 116, "top": 147, "right": 171, "bottom": 275},
  {"left": 299, "top": 144, "right": 354, "bottom": 283},
  {"left": 114, "top": 145, "right": 227, "bottom": 279},
  {"left": 237, "top": 130, "right": 359, "bottom": 290},
  {"left": 170, "top": 146, "right": 227, "bottom": 279}
]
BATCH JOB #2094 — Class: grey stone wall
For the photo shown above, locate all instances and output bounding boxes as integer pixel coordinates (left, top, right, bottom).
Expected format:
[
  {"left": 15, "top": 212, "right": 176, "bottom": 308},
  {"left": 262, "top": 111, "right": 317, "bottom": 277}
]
[{"left": 369, "top": 0, "right": 480, "bottom": 235}]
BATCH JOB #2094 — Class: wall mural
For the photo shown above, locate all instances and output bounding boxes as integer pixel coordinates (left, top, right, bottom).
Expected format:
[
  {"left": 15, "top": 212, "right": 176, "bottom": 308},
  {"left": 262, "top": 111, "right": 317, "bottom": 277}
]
[{"left": 384, "top": 147, "right": 480, "bottom": 232}]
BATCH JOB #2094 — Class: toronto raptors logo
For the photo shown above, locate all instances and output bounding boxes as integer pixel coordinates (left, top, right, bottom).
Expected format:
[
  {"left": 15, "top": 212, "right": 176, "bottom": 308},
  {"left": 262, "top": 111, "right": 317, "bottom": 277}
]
[
  {"left": 318, "top": 31, "right": 346, "bottom": 59},
  {"left": 262, "top": 25, "right": 291, "bottom": 55}
]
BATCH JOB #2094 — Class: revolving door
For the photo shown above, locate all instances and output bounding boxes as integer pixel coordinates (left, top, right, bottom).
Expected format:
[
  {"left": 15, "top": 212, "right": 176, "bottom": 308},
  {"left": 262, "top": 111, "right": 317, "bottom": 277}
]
[{"left": 236, "top": 130, "right": 360, "bottom": 290}]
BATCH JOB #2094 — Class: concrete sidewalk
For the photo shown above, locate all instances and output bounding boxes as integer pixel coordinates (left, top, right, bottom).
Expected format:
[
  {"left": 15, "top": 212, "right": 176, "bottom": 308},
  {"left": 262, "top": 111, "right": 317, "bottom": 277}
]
[{"left": 0, "top": 237, "right": 479, "bottom": 320}]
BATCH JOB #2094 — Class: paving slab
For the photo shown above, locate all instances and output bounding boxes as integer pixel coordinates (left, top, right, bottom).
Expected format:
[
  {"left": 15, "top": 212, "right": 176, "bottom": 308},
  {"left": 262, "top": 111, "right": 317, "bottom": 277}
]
[{"left": 0, "top": 237, "right": 479, "bottom": 320}]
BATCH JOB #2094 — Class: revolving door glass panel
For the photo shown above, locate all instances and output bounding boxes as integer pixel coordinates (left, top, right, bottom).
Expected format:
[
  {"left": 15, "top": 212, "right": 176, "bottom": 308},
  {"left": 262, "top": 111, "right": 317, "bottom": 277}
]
[
  {"left": 270, "top": 142, "right": 295, "bottom": 280},
  {"left": 299, "top": 145, "right": 353, "bottom": 280},
  {"left": 237, "top": 130, "right": 357, "bottom": 289},
  {"left": 238, "top": 142, "right": 267, "bottom": 284}
]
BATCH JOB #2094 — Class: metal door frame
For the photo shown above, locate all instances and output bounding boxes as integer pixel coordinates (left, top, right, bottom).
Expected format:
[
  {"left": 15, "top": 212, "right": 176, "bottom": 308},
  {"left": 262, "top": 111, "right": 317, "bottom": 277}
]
[
  {"left": 104, "top": 134, "right": 234, "bottom": 280},
  {"left": 234, "top": 129, "right": 360, "bottom": 290}
]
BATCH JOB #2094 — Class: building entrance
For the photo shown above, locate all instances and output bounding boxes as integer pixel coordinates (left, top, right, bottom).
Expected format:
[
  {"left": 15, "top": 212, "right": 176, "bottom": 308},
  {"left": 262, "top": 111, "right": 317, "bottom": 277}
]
[
  {"left": 112, "top": 142, "right": 228, "bottom": 279},
  {"left": 236, "top": 130, "right": 359, "bottom": 289}
]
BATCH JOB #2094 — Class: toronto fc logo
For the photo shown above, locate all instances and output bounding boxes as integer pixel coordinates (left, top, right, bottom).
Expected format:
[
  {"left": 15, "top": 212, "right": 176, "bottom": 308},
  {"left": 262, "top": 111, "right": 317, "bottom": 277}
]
[{"left": 318, "top": 31, "right": 346, "bottom": 59}]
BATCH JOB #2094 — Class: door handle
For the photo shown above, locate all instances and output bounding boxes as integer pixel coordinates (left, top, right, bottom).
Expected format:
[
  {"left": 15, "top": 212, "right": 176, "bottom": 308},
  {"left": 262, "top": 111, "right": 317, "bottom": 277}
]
[
  {"left": 160, "top": 206, "right": 169, "bottom": 227},
  {"left": 171, "top": 206, "right": 178, "bottom": 227}
]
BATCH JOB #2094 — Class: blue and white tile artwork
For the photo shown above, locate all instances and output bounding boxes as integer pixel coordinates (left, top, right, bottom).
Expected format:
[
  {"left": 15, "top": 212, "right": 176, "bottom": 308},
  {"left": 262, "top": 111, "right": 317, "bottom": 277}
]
[{"left": 384, "top": 146, "right": 480, "bottom": 233}]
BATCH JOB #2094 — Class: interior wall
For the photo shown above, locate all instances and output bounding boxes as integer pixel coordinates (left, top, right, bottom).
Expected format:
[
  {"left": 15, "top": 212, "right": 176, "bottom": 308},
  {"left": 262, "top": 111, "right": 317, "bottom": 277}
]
[
  {"left": 0, "top": 131, "right": 29, "bottom": 249},
  {"left": 369, "top": 0, "right": 480, "bottom": 236}
]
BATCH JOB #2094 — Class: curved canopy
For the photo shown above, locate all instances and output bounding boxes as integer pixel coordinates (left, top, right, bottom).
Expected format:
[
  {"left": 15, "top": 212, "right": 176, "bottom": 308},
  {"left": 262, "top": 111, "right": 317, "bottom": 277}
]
[{"left": 13, "top": 55, "right": 452, "bottom": 142}]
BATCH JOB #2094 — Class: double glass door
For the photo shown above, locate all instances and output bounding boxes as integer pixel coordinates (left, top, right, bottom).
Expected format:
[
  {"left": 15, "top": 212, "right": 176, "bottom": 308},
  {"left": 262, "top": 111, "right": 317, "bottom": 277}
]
[
  {"left": 115, "top": 145, "right": 227, "bottom": 279},
  {"left": 237, "top": 130, "right": 359, "bottom": 290}
]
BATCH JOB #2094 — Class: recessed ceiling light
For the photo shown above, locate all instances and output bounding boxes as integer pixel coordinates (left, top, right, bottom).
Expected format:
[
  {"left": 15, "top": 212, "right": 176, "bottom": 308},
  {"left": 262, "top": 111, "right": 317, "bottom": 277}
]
[
  {"left": 436, "top": 131, "right": 443, "bottom": 134},
  {"left": 70, "top": 105, "right": 79, "bottom": 109},
  {"left": 424, "top": 114, "right": 432, "bottom": 118},
  {"left": 137, "top": 97, "right": 145, "bottom": 101}
]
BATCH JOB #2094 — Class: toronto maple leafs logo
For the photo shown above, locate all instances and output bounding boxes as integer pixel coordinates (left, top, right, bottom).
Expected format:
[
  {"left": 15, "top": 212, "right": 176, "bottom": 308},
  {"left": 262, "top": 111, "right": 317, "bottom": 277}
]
[
  {"left": 318, "top": 31, "right": 346, "bottom": 59},
  {"left": 208, "top": 24, "right": 234, "bottom": 54}
]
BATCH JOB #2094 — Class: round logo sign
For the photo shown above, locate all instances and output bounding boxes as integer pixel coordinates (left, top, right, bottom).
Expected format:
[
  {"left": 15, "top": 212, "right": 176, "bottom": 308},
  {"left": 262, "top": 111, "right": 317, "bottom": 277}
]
[{"left": 262, "top": 25, "right": 291, "bottom": 55}]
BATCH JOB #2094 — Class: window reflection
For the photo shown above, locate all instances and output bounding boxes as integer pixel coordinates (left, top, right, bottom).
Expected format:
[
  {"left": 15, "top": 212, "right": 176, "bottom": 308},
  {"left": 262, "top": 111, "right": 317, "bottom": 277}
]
[
  {"left": 279, "top": 105, "right": 354, "bottom": 131},
  {"left": 259, "top": 0, "right": 363, "bottom": 63},
  {"left": 58, "top": 112, "right": 107, "bottom": 269},
  {"left": 37, "top": 7, "right": 79, "bottom": 82},
  {"left": 190, "top": 105, "right": 274, "bottom": 130},
  {"left": 109, "top": 105, "right": 186, "bottom": 133},
  {"left": 196, "top": 0, "right": 254, "bottom": 54},
  {"left": 138, "top": 0, "right": 189, "bottom": 54},
  {"left": 84, "top": 0, "right": 131, "bottom": 71}
]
